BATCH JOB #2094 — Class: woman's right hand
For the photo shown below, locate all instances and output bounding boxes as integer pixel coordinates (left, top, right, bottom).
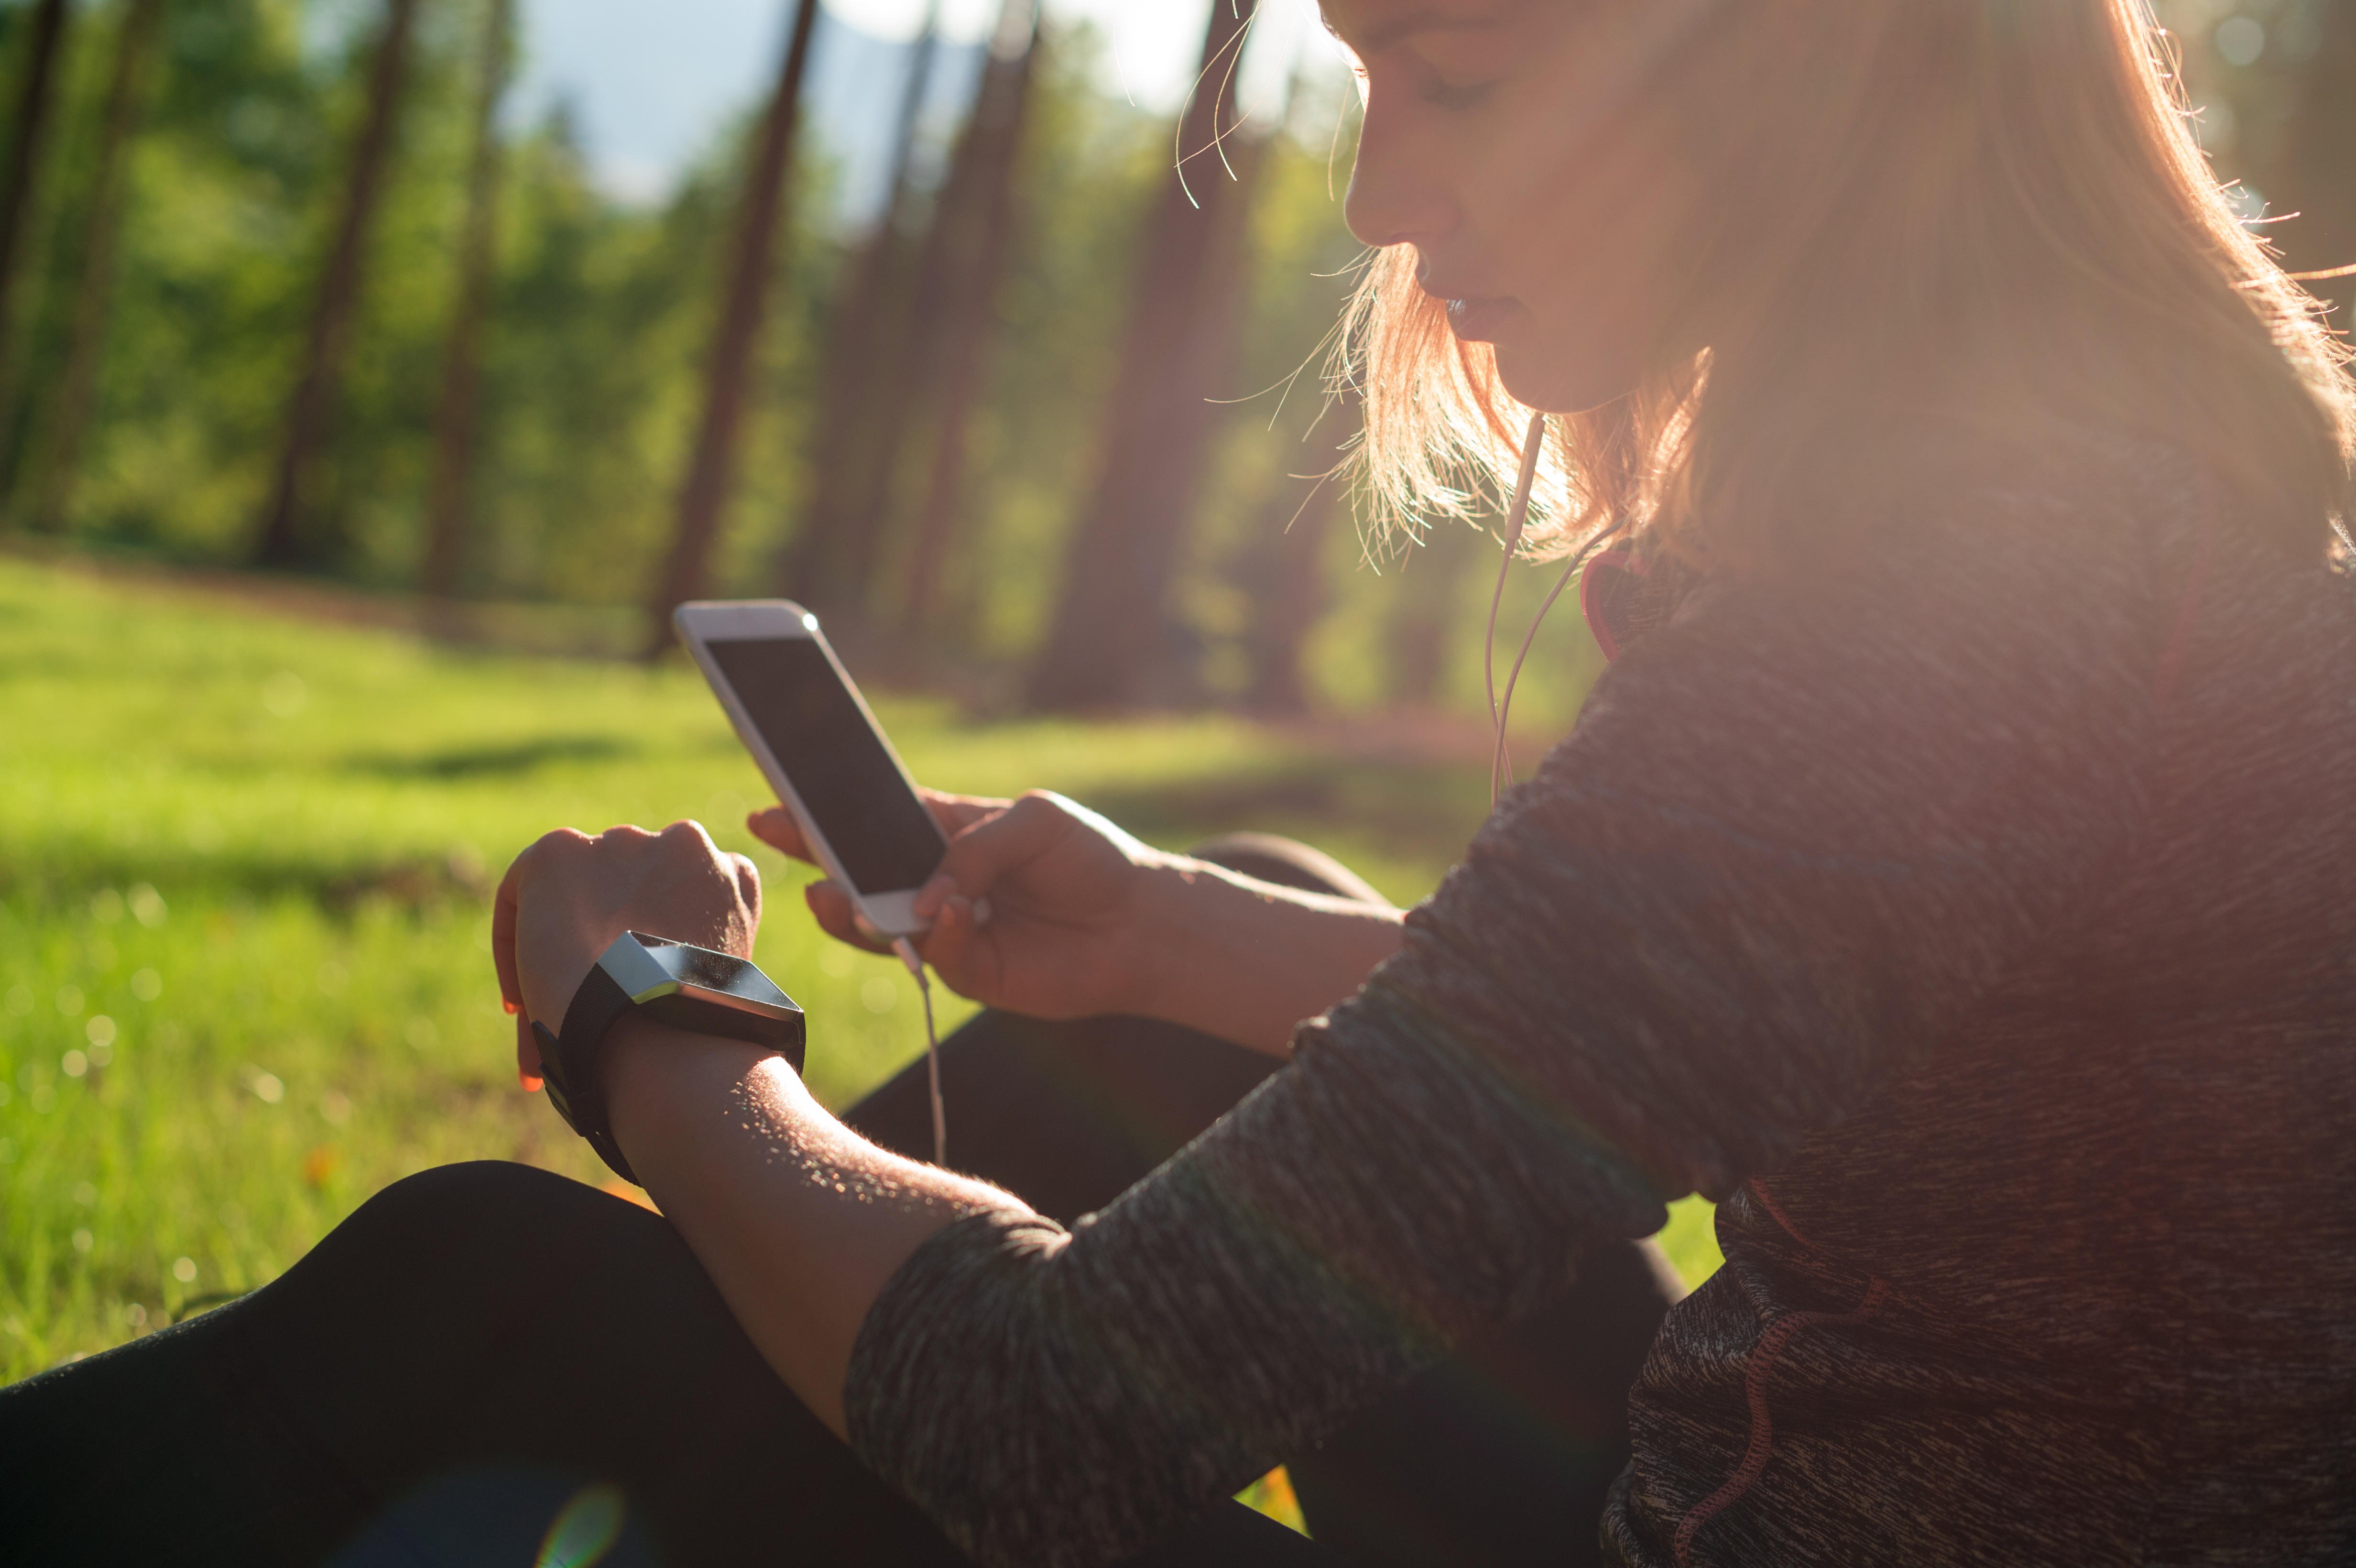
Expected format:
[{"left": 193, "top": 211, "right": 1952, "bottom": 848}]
[{"left": 748, "top": 790, "right": 1171, "bottom": 1020}]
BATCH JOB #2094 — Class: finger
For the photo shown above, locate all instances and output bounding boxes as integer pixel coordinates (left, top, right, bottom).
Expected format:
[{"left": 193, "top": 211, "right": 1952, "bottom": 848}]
[
  {"left": 916, "top": 792, "right": 1070, "bottom": 918},
  {"left": 919, "top": 789, "right": 1011, "bottom": 840},
  {"left": 502, "top": 827, "right": 593, "bottom": 1024},
  {"left": 516, "top": 1013, "right": 543, "bottom": 1089},
  {"left": 914, "top": 888, "right": 959, "bottom": 965},
  {"left": 731, "top": 852, "right": 762, "bottom": 937},
  {"left": 913, "top": 892, "right": 981, "bottom": 995},
  {"left": 492, "top": 852, "right": 526, "bottom": 1014},
  {"left": 653, "top": 818, "right": 725, "bottom": 872},
  {"left": 805, "top": 881, "right": 893, "bottom": 955},
  {"left": 747, "top": 806, "right": 812, "bottom": 860},
  {"left": 805, "top": 881, "right": 891, "bottom": 954},
  {"left": 658, "top": 818, "right": 732, "bottom": 887}
]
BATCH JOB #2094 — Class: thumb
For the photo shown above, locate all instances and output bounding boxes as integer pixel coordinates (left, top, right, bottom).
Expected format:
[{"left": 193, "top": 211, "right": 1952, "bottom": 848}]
[
  {"left": 746, "top": 806, "right": 812, "bottom": 862},
  {"left": 916, "top": 792, "right": 1073, "bottom": 918},
  {"left": 516, "top": 1013, "right": 544, "bottom": 1091}
]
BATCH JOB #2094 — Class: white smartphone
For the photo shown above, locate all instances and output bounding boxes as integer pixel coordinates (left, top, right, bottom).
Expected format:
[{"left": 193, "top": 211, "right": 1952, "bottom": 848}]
[{"left": 675, "top": 599, "right": 947, "bottom": 939}]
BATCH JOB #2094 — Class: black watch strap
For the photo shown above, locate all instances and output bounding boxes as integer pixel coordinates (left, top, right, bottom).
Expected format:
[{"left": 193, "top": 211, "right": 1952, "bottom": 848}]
[
  {"left": 530, "top": 934, "right": 806, "bottom": 1189},
  {"left": 532, "top": 961, "right": 641, "bottom": 1186}
]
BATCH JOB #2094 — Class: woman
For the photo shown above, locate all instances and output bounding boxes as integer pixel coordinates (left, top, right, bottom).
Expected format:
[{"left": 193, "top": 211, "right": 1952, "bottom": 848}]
[{"left": 7, "top": 0, "right": 2353, "bottom": 1563}]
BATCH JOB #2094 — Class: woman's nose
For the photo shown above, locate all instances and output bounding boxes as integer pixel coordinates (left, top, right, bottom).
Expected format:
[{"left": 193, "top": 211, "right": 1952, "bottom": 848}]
[{"left": 1342, "top": 96, "right": 1459, "bottom": 250}]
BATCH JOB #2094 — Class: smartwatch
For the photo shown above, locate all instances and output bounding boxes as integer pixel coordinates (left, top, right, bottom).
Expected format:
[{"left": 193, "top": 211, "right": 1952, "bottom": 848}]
[{"left": 531, "top": 931, "right": 805, "bottom": 1186}]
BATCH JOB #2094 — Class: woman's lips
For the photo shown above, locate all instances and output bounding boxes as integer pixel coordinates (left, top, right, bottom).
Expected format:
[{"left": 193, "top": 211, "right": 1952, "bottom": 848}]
[{"left": 1444, "top": 295, "right": 1527, "bottom": 343}]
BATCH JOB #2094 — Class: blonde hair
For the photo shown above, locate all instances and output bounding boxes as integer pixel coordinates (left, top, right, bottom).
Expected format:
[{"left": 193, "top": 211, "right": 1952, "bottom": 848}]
[{"left": 1336, "top": 0, "right": 2356, "bottom": 566}]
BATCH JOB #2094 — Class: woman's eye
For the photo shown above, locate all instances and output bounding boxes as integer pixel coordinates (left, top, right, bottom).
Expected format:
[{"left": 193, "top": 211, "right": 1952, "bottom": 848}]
[{"left": 1421, "top": 77, "right": 1497, "bottom": 111}]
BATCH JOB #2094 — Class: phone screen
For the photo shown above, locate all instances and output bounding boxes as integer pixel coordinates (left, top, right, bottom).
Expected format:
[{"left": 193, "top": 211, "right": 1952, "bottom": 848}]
[{"left": 705, "top": 638, "right": 944, "bottom": 894}]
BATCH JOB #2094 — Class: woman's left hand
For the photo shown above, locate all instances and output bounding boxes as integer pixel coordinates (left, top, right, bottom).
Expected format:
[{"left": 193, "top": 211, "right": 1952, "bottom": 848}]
[{"left": 492, "top": 819, "right": 763, "bottom": 1085}]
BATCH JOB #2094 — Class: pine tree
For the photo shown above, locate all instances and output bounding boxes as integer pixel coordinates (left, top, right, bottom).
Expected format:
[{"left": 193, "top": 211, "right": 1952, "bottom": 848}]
[
  {"left": 0, "top": 0, "right": 71, "bottom": 505},
  {"left": 1026, "top": 0, "right": 1265, "bottom": 709},
  {"left": 27, "top": 0, "right": 163, "bottom": 536},
  {"left": 252, "top": 0, "right": 421, "bottom": 568},
  {"left": 774, "top": 1, "right": 942, "bottom": 619},
  {"left": 1244, "top": 398, "right": 1355, "bottom": 713},
  {"left": 419, "top": 0, "right": 515, "bottom": 605},
  {"left": 644, "top": 0, "right": 824, "bottom": 655},
  {"left": 897, "top": 0, "right": 1040, "bottom": 632}
]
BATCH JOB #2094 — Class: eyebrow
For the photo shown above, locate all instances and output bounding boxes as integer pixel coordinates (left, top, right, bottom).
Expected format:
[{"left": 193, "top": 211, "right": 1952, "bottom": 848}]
[{"left": 1326, "top": 6, "right": 1516, "bottom": 56}]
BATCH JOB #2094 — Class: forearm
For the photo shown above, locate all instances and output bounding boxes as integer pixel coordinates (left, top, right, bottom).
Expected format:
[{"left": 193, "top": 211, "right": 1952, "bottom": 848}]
[
  {"left": 847, "top": 989, "right": 1652, "bottom": 1568},
  {"left": 1130, "top": 859, "right": 1404, "bottom": 1055},
  {"left": 602, "top": 1016, "right": 1030, "bottom": 1436}
]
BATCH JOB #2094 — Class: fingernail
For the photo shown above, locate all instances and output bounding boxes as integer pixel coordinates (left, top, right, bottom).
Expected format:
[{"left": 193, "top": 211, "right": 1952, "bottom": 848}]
[
  {"left": 519, "top": 1072, "right": 542, "bottom": 1093},
  {"left": 503, "top": 1000, "right": 517, "bottom": 1015}
]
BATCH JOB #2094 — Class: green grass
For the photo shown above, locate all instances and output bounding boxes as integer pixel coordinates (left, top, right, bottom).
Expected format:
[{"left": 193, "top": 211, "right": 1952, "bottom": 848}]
[{"left": 0, "top": 555, "right": 1721, "bottom": 1384}]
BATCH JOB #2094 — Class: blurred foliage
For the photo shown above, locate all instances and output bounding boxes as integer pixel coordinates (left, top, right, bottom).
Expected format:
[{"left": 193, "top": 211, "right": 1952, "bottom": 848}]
[
  {"left": 0, "top": 0, "right": 2348, "bottom": 720},
  {"left": 2155, "top": 0, "right": 2356, "bottom": 316},
  {"left": 0, "top": 0, "right": 1633, "bottom": 737},
  {"left": 0, "top": 0, "right": 839, "bottom": 593},
  {"left": 0, "top": 2, "right": 1464, "bottom": 707}
]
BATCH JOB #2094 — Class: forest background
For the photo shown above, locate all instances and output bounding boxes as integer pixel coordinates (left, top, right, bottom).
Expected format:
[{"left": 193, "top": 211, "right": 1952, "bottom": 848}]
[{"left": 0, "top": 0, "right": 2348, "bottom": 717}]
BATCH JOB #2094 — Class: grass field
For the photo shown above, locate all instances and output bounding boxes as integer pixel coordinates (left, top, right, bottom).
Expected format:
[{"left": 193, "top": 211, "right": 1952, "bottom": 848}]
[{"left": 0, "top": 553, "right": 1721, "bottom": 1392}]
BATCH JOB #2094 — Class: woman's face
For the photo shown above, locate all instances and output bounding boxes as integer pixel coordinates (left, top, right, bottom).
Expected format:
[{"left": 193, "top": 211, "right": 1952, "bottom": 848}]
[{"left": 1324, "top": 0, "right": 1724, "bottom": 413}]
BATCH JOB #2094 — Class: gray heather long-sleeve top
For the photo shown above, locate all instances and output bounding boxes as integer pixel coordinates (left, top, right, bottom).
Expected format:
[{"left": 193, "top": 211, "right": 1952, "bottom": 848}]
[{"left": 843, "top": 441, "right": 2356, "bottom": 1568}]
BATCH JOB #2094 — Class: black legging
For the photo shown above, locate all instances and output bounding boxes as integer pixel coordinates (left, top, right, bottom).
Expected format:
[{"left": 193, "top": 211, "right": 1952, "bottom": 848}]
[{"left": 0, "top": 838, "right": 1676, "bottom": 1567}]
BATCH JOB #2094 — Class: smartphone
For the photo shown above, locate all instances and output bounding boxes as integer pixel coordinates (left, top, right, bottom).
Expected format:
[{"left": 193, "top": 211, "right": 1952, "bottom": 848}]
[{"left": 675, "top": 600, "right": 947, "bottom": 939}]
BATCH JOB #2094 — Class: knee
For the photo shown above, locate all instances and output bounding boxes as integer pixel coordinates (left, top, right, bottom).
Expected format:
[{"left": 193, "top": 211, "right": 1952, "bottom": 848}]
[
  {"left": 338, "top": 1161, "right": 660, "bottom": 1274},
  {"left": 1186, "top": 832, "right": 1389, "bottom": 905},
  {"left": 258, "top": 1162, "right": 681, "bottom": 1337},
  {"left": 360, "top": 1158, "right": 582, "bottom": 1226}
]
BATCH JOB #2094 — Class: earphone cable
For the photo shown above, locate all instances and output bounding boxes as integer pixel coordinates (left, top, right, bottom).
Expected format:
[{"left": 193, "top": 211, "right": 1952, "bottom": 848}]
[
  {"left": 1492, "top": 549, "right": 1587, "bottom": 805},
  {"left": 892, "top": 936, "right": 947, "bottom": 1166},
  {"left": 1484, "top": 411, "right": 1622, "bottom": 808},
  {"left": 1486, "top": 412, "right": 1549, "bottom": 806}
]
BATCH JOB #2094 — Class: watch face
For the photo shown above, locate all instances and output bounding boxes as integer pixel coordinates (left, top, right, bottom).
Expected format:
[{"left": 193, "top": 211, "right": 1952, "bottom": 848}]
[
  {"left": 601, "top": 932, "right": 801, "bottom": 1020},
  {"left": 661, "top": 939, "right": 766, "bottom": 997}
]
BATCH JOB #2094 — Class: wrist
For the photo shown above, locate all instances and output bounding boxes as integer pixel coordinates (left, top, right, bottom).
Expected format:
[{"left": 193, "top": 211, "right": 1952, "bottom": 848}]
[
  {"left": 529, "top": 933, "right": 805, "bottom": 1186},
  {"left": 1117, "top": 858, "right": 1405, "bottom": 1054},
  {"left": 605, "top": 1019, "right": 819, "bottom": 1201},
  {"left": 521, "top": 928, "right": 608, "bottom": 1033},
  {"left": 1123, "top": 856, "right": 1228, "bottom": 1024},
  {"left": 600, "top": 1010, "right": 683, "bottom": 1101}
]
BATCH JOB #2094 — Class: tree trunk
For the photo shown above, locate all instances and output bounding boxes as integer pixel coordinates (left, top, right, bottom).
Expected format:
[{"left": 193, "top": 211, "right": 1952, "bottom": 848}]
[
  {"left": 27, "top": 0, "right": 162, "bottom": 537},
  {"left": 1387, "top": 522, "right": 1485, "bottom": 708},
  {"left": 1244, "top": 399, "right": 1356, "bottom": 714},
  {"left": 897, "top": 0, "right": 1039, "bottom": 632},
  {"left": 774, "top": 3, "right": 940, "bottom": 618},
  {"left": 2256, "top": 0, "right": 2356, "bottom": 323},
  {"left": 644, "top": 0, "right": 823, "bottom": 656},
  {"left": 418, "top": 0, "right": 516, "bottom": 604},
  {"left": 0, "top": 0, "right": 71, "bottom": 504},
  {"left": 251, "top": 0, "right": 419, "bottom": 568},
  {"left": 1025, "top": 0, "right": 1263, "bottom": 711}
]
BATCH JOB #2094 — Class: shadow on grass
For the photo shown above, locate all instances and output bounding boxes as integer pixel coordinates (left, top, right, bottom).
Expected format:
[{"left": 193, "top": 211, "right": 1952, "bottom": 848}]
[
  {"left": 1, "top": 849, "right": 492, "bottom": 918},
  {"left": 11, "top": 755, "right": 1489, "bottom": 921},
  {"left": 344, "top": 735, "right": 641, "bottom": 780},
  {"left": 1089, "top": 758, "right": 1491, "bottom": 869}
]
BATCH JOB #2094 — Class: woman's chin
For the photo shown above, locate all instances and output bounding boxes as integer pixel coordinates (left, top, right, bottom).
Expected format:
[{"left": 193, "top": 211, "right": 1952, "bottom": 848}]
[{"left": 1491, "top": 337, "right": 1643, "bottom": 417}]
